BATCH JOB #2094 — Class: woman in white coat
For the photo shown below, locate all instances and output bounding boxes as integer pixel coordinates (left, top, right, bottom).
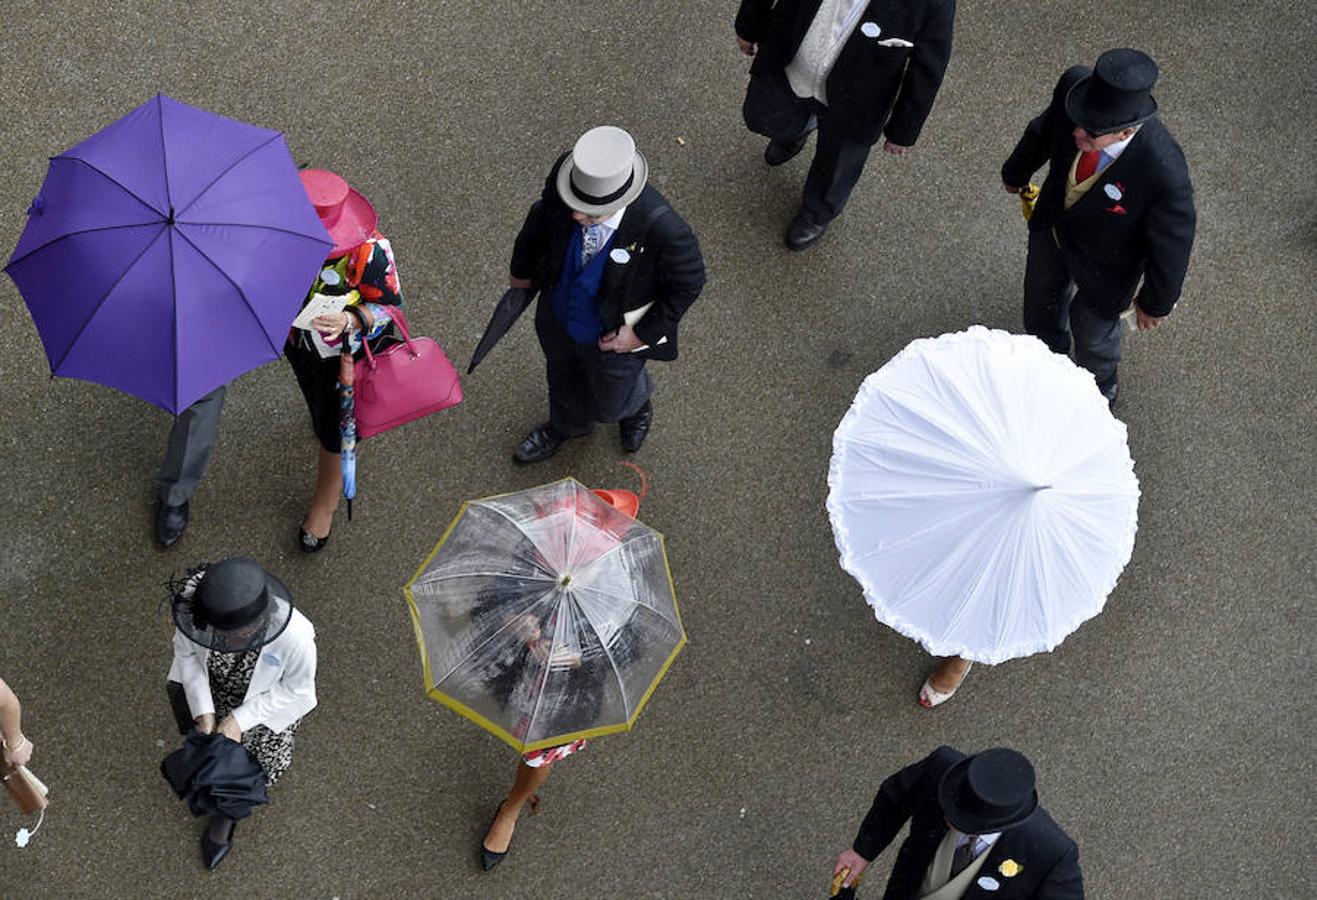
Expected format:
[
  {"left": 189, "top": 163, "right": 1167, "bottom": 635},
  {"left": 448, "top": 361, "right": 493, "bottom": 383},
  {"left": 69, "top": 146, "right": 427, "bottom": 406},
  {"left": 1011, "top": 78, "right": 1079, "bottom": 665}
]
[{"left": 168, "top": 557, "right": 317, "bottom": 869}]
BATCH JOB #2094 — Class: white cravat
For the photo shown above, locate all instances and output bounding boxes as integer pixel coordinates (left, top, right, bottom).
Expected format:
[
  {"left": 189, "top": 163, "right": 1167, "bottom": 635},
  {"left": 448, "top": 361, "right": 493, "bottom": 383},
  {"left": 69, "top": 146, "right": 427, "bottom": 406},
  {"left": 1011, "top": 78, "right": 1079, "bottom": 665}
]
[{"left": 785, "top": 0, "right": 870, "bottom": 104}]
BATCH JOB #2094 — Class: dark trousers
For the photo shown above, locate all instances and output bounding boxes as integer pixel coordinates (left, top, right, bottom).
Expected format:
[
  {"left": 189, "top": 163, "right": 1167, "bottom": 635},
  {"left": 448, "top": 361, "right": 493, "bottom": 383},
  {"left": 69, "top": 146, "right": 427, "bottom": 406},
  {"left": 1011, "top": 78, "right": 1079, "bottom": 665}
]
[
  {"left": 535, "top": 295, "right": 652, "bottom": 438},
  {"left": 1022, "top": 228, "right": 1123, "bottom": 393},
  {"left": 743, "top": 71, "right": 873, "bottom": 224}
]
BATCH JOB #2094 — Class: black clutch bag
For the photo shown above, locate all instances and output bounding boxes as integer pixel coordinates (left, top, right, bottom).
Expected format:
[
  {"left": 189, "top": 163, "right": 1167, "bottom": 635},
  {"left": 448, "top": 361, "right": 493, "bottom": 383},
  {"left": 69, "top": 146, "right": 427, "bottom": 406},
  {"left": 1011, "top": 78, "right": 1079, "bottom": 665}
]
[{"left": 166, "top": 681, "right": 193, "bottom": 735}]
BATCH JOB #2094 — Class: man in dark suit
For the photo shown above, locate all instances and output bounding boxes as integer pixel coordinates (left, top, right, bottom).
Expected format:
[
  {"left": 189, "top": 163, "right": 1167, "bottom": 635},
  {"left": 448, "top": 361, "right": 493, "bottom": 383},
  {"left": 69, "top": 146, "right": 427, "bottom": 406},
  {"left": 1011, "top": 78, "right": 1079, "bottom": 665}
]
[
  {"left": 833, "top": 747, "right": 1083, "bottom": 899},
  {"left": 735, "top": 0, "right": 956, "bottom": 249},
  {"left": 1002, "top": 49, "right": 1196, "bottom": 408},
  {"left": 508, "top": 126, "right": 706, "bottom": 463}
]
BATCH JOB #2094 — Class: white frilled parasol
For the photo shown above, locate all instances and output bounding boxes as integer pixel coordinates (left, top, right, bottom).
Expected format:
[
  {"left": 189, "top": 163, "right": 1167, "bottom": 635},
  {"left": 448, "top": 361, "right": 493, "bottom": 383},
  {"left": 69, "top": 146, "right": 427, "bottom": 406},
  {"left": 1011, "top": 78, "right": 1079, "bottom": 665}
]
[{"left": 827, "top": 326, "right": 1139, "bottom": 664}]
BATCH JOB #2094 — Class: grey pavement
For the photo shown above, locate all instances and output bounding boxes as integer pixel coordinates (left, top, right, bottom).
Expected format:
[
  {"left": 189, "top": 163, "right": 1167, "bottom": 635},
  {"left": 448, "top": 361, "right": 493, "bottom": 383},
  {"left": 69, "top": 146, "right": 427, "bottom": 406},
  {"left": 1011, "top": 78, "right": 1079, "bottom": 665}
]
[{"left": 0, "top": 1, "right": 1314, "bottom": 897}]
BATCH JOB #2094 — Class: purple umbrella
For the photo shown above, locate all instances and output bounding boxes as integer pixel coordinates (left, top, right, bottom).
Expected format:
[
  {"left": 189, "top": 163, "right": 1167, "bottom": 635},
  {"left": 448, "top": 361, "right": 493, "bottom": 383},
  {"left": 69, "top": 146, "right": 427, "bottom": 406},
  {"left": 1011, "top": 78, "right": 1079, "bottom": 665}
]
[{"left": 4, "top": 94, "right": 331, "bottom": 414}]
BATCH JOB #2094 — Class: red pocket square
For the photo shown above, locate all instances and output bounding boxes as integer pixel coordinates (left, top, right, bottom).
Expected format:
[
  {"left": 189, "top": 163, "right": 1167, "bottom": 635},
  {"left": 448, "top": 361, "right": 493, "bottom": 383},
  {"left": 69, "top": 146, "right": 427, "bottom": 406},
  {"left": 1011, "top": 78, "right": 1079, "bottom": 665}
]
[{"left": 1105, "top": 204, "right": 1127, "bottom": 215}]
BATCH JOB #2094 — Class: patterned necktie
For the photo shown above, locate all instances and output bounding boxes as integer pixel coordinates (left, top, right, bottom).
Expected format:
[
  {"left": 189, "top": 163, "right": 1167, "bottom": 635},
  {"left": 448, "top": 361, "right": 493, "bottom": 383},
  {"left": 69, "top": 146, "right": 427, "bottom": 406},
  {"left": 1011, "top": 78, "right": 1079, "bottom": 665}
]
[
  {"left": 1075, "top": 149, "right": 1101, "bottom": 182},
  {"left": 581, "top": 223, "right": 603, "bottom": 266},
  {"left": 950, "top": 835, "right": 979, "bottom": 878}
]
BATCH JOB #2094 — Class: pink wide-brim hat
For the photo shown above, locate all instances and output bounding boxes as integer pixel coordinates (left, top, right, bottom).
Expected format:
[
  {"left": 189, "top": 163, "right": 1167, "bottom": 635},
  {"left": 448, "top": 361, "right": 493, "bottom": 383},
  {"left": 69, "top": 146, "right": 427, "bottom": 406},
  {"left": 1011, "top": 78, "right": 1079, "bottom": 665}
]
[{"left": 298, "top": 169, "right": 378, "bottom": 260}]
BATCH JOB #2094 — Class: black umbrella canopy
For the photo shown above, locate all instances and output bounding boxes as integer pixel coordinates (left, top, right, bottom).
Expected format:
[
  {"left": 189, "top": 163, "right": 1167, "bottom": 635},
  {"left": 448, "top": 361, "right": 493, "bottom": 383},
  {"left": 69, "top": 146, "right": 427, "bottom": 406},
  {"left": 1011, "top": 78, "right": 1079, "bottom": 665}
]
[{"left": 468, "top": 287, "right": 533, "bottom": 373}]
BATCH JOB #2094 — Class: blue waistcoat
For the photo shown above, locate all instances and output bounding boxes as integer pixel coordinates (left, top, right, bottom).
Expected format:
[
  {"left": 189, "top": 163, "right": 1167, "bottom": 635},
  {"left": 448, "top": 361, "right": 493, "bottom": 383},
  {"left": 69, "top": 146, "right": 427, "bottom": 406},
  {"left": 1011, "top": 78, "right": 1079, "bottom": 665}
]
[{"left": 550, "top": 226, "right": 612, "bottom": 345}]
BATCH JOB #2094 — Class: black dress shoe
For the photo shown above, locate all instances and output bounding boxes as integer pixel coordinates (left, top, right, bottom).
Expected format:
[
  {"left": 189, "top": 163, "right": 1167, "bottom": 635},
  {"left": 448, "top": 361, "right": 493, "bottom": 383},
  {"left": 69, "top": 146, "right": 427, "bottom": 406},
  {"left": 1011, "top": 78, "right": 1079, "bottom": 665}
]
[
  {"left": 201, "top": 819, "right": 235, "bottom": 870},
  {"left": 479, "top": 804, "right": 511, "bottom": 871},
  {"left": 785, "top": 212, "right": 828, "bottom": 250},
  {"left": 513, "top": 424, "right": 566, "bottom": 464},
  {"left": 298, "top": 525, "right": 331, "bottom": 554},
  {"left": 156, "top": 501, "right": 189, "bottom": 548},
  {"left": 619, "top": 402, "right": 653, "bottom": 453},
  {"left": 764, "top": 127, "right": 814, "bottom": 166},
  {"left": 1101, "top": 382, "right": 1120, "bottom": 411}
]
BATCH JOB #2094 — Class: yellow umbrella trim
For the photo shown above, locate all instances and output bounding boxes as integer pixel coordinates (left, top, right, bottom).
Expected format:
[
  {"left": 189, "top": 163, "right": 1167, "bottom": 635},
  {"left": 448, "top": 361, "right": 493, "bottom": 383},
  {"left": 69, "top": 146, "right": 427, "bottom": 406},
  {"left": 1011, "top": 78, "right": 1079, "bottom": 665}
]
[{"left": 402, "top": 477, "right": 686, "bottom": 754}]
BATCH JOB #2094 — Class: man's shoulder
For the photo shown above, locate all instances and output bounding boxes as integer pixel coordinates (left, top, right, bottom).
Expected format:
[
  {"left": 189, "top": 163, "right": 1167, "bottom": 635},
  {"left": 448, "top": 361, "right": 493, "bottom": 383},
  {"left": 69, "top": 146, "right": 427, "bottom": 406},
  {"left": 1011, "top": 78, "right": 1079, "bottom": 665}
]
[
  {"left": 627, "top": 185, "right": 696, "bottom": 240},
  {"left": 1013, "top": 806, "right": 1078, "bottom": 855}
]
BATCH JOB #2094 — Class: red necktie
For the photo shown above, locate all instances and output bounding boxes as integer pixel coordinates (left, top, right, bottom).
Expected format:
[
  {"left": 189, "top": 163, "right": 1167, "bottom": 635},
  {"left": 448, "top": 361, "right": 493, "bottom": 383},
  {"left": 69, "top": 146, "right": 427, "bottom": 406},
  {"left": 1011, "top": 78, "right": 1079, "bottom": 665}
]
[{"left": 1075, "top": 150, "right": 1100, "bottom": 182}]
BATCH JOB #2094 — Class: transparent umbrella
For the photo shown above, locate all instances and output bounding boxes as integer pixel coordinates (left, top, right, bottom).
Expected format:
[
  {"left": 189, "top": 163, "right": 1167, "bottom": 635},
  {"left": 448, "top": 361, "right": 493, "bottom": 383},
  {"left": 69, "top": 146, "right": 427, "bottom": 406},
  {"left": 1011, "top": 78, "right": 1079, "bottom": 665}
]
[
  {"left": 827, "top": 326, "right": 1140, "bottom": 664},
  {"left": 404, "top": 478, "right": 686, "bottom": 753}
]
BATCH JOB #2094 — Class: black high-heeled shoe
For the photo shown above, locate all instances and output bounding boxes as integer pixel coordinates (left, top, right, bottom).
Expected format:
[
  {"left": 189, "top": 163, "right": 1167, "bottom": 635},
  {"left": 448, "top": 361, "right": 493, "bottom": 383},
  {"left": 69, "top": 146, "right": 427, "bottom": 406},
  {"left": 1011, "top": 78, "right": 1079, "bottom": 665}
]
[
  {"left": 479, "top": 803, "right": 512, "bottom": 871},
  {"left": 201, "top": 817, "right": 235, "bottom": 870},
  {"left": 298, "top": 524, "right": 332, "bottom": 554}
]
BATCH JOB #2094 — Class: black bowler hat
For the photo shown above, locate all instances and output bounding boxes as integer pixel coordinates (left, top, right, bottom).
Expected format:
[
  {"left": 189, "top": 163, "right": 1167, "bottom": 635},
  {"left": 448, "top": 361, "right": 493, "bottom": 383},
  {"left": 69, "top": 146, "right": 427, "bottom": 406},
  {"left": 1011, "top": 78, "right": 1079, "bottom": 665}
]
[
  {"left": 937, "top": 748, "right": 1039, "bottom": 833},
  {"left": 171, "top": 558, "right": 294, "bottom": 653},
  {"left": 1066, "top": 48, "right": 1159, "bottom": 134}
]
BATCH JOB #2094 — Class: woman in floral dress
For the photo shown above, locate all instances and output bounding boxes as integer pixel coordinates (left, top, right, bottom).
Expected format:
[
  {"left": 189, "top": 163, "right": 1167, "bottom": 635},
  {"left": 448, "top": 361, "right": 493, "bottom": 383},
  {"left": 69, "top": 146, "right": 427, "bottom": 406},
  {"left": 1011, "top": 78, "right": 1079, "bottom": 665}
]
[
  {"left": 167, "top": 558, "right": 317, "bottom": 869},
  {"left": 286, "top": 168, "right": 403, "bottom": 553}
]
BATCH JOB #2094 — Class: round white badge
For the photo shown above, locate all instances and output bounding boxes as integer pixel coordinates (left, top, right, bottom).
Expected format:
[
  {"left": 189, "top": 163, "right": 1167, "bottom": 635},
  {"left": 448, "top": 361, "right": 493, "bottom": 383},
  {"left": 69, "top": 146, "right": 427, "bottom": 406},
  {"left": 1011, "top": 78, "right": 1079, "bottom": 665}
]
[
  {"left": 610, "top": 248, "right": 632, "bottom": 264},
  {"left": 860, "top": 21, "right": 881, "bottom": 38},
  {"left": 320, "top": 268, "right": 341, "bottom": 285},
  {"left": 977, "top": 875, "right": 1001, "bottom": 891},
  {"left": 1104, "top": 184, "right": 1122, "bottom": 201}
]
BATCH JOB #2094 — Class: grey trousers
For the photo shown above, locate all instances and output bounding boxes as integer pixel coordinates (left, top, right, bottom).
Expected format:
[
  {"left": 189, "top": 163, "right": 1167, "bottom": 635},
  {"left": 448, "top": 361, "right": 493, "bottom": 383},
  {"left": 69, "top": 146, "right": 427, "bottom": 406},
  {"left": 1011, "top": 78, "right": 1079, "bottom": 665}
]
[
  {"left": 1022, "top": 228, "right": 1123, "bottom": 394},
  {"left": 158, "top": 385, "right": 226, "bottom": 506}
]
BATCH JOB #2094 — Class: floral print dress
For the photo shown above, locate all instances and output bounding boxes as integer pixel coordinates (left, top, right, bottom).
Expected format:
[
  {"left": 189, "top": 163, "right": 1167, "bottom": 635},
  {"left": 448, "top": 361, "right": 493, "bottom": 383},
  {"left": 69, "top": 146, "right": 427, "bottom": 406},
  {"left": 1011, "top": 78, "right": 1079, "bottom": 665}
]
[{"left": 207, "top": 650, "right": 299, "bottom": 787}]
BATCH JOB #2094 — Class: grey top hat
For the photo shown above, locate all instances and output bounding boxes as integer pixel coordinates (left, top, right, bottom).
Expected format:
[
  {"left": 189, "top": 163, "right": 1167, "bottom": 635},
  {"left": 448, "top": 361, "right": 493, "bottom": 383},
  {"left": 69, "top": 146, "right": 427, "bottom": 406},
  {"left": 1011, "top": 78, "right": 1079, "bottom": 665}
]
[
  {"left": 171, "top": 558, "right": 295, "bottom": 653},
  {"left": 556, "top": 126, "right": 649, "bottom": 217},
  {"left": 1066, "top": 48, "right": 1159, "bottom": 134}
]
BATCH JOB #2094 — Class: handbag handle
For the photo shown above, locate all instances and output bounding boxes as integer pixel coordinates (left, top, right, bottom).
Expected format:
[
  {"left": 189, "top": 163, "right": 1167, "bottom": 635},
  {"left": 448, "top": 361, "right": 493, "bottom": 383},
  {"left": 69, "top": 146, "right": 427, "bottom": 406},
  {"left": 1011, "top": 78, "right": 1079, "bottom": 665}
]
[{"left": 357, "top": 305, "right": 416, "bottom": 369}]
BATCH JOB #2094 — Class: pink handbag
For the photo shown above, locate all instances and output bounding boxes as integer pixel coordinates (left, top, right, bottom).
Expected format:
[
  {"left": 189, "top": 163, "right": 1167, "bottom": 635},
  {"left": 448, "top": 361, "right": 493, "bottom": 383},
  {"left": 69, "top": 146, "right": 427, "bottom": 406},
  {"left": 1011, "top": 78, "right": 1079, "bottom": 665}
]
[{"left": 355, "top": 306, "right": 462, "bottom": 439}]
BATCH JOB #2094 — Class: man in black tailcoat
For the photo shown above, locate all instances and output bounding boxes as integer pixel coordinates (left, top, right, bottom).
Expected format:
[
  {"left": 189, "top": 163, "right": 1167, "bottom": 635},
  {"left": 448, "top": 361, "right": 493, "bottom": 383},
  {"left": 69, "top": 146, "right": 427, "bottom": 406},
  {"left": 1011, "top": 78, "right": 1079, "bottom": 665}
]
[
  {"left": 508, "top": 126, "right": 706, "bottom": 463},
  {"left": 735, "top": 0, "right": 956, "bottom": 249},
  {"left": 1002, "top": 49, "right": 1196, "bottom": 408},
  {"left": 832, "top": 747, "right": 1083, "bottom": 899}
]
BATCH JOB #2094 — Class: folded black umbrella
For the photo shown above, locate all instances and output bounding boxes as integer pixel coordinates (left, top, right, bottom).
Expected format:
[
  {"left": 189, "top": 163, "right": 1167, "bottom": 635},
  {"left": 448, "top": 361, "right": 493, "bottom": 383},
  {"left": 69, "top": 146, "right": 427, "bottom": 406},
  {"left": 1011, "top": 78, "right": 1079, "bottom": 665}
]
[
  {"left": 468, "top": 287, "right": 533, "bottom": 373},
  {"left": 161, "top": 731, "right": 268, "bottom": 820}
]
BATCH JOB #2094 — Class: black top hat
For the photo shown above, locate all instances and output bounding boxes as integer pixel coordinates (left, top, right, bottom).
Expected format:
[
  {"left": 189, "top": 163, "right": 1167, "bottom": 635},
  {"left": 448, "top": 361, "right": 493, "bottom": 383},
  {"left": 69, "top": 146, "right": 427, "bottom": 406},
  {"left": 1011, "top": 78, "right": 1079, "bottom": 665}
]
[
  {"left": 937, "top": 748, "right": 1039, "bottom": 833},
  {"left": 171, "top": 558, "right": 294, "bottom": 653},
  {"left": 1065, "top": 48, "right": 1159, "bottom": 134}
]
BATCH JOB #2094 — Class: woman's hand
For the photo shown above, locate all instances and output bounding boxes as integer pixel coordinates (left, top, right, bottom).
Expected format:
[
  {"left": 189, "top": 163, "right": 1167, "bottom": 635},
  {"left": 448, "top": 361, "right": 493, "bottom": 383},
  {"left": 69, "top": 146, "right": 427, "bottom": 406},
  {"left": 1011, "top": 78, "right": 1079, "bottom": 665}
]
[
  {"left": 2, "top": 733, "right": 32, "bottom": 768},
  {"left": 217, "top": 716, "right": 243, "bottom": 743},
  {"left": 194, "top": 713, "right": 216, "bottom": 735},
  {"left": 311, "top": 311, "right": 354, "bottom": 337}
]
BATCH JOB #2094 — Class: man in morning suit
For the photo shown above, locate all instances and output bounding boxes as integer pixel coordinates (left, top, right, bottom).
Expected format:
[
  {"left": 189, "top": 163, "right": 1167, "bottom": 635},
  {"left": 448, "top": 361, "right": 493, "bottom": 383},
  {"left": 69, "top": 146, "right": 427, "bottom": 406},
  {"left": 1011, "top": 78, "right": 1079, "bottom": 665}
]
[
  {"left": 832, "top": 747, "right": 1083, "bottom": 899},
  {"left": 735, "top": 0, "right": 956, "bottom": 249},
  {"left": 1002, "top": 49, "right": 1196, "bottom": 408},
  {"left": 508, "top": 126, "right": 706, "bottom": 463}
]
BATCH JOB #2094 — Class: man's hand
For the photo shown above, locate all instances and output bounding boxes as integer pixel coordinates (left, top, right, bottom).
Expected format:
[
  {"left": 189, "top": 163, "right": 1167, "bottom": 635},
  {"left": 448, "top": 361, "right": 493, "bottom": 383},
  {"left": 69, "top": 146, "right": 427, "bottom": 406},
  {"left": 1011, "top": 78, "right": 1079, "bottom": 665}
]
[
  {"left": 833, "top": 849, "right": 871, "bottom": 888},
  {"left": 1134, "top": 304, "right": 1166, "bottom": 331},
  {"left": 217, "top": 715, "right": 243, "bottom": 743},
  {"left": 1003, "top": 183, "right": 1024, "bottom": 194},
  {"left": 598, "top": 323, "right": 645, "bottom": 353},
  {"left": 883, "top": 140, "right": 913, "bottom": 156},
  {"left": 194, "top": 713, "right": 216, "bottom": 735},
  {"left": 736, "top": 35, "right": 757, "bottom": 56},
  {"left": 510, "top": 275, "right": 533, "bottom": 290},
  {"left": 2, "top": 734, "right": 32, "bottom": 768}
]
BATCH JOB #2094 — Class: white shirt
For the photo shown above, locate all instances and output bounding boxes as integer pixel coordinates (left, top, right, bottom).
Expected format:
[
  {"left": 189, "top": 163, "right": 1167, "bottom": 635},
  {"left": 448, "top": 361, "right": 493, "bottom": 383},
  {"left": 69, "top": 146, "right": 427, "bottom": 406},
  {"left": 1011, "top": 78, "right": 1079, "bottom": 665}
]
[
  {"left": 1093, "top": 128, "right": 1139, "bottom": 175},
  {"left": 785, "top": 0, "right": 870, "bottom": 104}
]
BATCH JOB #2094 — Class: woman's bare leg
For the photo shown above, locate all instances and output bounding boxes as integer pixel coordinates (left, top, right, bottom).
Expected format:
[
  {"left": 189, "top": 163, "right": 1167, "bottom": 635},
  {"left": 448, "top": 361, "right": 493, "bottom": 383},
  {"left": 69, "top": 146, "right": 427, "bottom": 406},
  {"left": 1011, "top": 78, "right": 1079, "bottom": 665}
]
[{"left": 482, "top": 761, "right": 554, "bottom": 853}]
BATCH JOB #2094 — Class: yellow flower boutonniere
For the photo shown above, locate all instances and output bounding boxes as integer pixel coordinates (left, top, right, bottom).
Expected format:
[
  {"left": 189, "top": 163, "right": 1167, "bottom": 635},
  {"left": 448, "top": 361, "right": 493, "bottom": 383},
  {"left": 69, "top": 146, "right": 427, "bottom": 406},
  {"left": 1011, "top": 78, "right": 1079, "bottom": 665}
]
[{"left": 998, "top": 859, "right": 1023, "bottom": 878}]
